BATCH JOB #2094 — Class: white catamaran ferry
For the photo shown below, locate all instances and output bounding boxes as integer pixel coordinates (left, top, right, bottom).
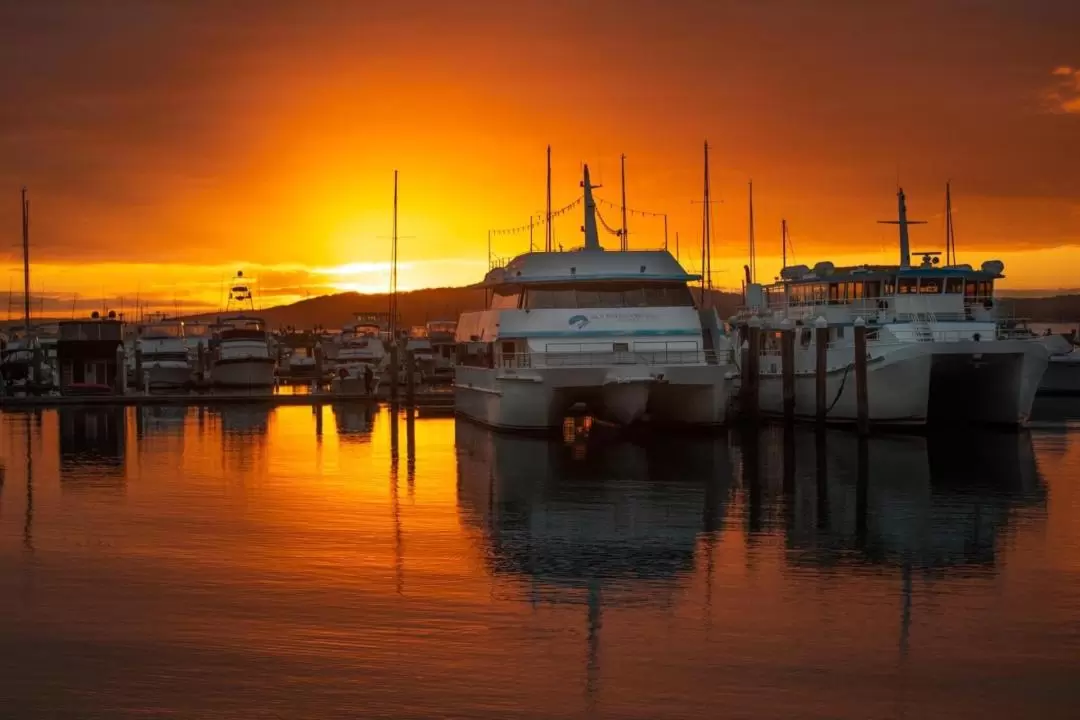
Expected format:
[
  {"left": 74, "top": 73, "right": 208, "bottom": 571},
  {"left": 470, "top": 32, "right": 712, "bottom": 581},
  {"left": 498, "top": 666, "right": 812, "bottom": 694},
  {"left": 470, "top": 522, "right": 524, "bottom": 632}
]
[
  {"left": 453, "top": 165, "right": 734, "bottom": 430},
  {"left": 735, "top": 188, "right": 1051, "bottom": 426}
]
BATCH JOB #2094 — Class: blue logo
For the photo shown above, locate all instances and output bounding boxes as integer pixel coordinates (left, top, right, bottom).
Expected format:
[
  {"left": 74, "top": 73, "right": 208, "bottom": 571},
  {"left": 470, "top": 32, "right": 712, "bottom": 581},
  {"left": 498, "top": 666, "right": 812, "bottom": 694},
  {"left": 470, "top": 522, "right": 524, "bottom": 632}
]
[{"left": 568, "top": 315, "right": 590, "bottom": 329}]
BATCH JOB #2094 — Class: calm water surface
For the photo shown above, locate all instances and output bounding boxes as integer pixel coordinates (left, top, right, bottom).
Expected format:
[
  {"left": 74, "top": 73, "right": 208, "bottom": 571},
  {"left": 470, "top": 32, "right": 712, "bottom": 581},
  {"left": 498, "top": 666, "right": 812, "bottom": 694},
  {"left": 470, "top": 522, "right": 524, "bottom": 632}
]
[{"left": 0, "top": 404, "right": 1078, "bottom": 719}]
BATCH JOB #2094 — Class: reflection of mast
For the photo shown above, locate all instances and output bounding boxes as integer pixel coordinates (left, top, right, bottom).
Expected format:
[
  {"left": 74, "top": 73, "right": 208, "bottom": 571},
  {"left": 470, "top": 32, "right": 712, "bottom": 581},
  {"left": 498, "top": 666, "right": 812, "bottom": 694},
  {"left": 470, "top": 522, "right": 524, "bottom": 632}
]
[
  {"left": 584, "top": 580, "right": 602, "bottom": 709},
  {"left": 389, "top": 170, "right": 399, "bottom": 340},
  {"left": 389, "top": 408, "right": 404, "bottom": 595},
  {"left": 406, "top": 407, "right": 416, "bottom": 499},
  {"left": 24, "top": 413, "right": 34, "bottom": 551}
]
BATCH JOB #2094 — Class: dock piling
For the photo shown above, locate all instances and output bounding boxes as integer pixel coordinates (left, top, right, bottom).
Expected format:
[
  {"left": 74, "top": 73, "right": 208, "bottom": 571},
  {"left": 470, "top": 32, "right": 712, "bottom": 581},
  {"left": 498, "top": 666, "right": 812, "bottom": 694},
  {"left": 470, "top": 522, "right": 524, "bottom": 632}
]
[
  {"left": 314, "top": 344, "right": 324, "bottom": 387},
  {"left": 115, "top": 344, "right": 127, "bottom": 395},
  {"left": 743, "top": 317, "right": 761, "bottom": 423},
  {"left": 389, "top": 345, "right": 399, "bottom": 401},
  {"left": 780, "top": 318, "right": 795, "bottom": 423},
  {"left": 854, "top": 317, "right": 869, "bottom": 436},
  {"left": 196, "top": 342, "right": 206, "bottom": 383},
  {"left": 405, "top": 349, "right": 416, "bottom": 406},
  {"left": 814, "top": 316, "right": 828, "bottom": 426},
  {"left": 134, "top": 348, "right": 143, "bottom": 392}
]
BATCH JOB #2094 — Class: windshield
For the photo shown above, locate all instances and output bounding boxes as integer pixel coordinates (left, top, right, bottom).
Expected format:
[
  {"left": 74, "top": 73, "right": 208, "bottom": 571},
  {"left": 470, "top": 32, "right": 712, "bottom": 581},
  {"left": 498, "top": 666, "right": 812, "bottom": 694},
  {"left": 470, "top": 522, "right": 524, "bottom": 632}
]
[
  {"left": 142, "top": 323, "right": 183, "bottom": 338},
  {"left": 523, "top": 282, "right": 694, "bottom": 309}
]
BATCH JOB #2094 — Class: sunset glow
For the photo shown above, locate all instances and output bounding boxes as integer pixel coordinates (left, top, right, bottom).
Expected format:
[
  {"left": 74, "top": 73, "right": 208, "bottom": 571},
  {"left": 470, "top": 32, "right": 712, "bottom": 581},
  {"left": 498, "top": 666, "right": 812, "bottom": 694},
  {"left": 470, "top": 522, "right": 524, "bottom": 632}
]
[{"left": 1, "top": 1, "right": 1077, "bottom": 314}]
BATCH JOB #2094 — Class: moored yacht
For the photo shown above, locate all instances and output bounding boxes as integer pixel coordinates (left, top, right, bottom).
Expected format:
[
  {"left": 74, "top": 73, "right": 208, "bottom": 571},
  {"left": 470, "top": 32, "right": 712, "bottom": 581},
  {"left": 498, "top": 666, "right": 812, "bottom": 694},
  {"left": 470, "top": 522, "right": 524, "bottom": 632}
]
[
  {"left": 453, "top": 165, "right": 734, "bottom": 430},
  {"left": 136, "top": 314, "right": 192, "bottom": 389},
  {"left": 331, "top": 317, "right": 388, "bottom": 392},
  {"left": 210, "top": 272, "right": 276, "bottom": 388},
  {"left": 734, "top": 188, "right": 1051, "bottom": 426}
]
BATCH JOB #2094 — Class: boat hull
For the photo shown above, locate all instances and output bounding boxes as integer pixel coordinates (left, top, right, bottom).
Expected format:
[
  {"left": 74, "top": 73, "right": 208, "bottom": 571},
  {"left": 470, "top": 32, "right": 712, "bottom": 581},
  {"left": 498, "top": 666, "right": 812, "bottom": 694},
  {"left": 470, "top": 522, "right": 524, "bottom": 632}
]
[
  {"left": 211, "top": 358, "right": 276, "bottom": 388},
  {"left": 1037, "top": 355, "right": 1080, "bottom": 396},
  {"left": 143, "top": 363, "right": 193, "bottom": 389},
  {"left": 755, "top": 339, "right": 1048, "bottom": 427},
  {"left": 454, "top": 364, "right": 733, "bottom": 431}
]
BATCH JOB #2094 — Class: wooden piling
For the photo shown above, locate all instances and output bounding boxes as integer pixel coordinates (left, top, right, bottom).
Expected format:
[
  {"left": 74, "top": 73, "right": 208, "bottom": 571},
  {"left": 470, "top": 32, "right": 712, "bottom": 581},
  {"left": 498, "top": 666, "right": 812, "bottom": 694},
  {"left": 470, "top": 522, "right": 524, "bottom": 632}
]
[
  {"left": 115, "top": 344, "right": 127, "bottom": 394},
  {"left": 196, "top": 342, "right": 206, "bottom": 383},
  {"left": 743, "top": 319, "right": 760, "bottom": 423},
  {"left": 405, "top": 349, "right": 416, "bottom": 405},
  {"left": 389, "top": 344, "right": 399, "bottom": 400},
  {"left": 854, "top": 317, "right": 869, "bottom": 436},
  {"left": 780, "top": 319, "right": 795, "bottom": 423},
  {"left": 814, "top": 316, "right": 828, "bottom": 426},
  {"left": 133, "top": 348, "right": 143, "bottom": 392},
  {"left": 314, "top": 344, "right": 324, "bottom": 387}
]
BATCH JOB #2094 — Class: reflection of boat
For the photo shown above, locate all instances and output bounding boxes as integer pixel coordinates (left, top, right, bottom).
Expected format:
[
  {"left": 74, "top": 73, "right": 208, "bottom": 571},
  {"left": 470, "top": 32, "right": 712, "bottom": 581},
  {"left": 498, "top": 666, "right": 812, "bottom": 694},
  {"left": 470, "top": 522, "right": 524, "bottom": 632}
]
[
  {"left": 137, "top": 405, "right": 188, "bottom": 436},
  {"left": 332, "top": 402, "right": 376, "bottom": 440},
  {"left": 58, "top": 407, "right": 127, "bottom": 487},
  {"left": 455, "top": 419, "right": 734, "bottom": 592},
  {"left": 777, "top": 429, "right": 1046, "bottom": 569},
  {"left": 212, "top": 404, "right": 271, "bottom": 436}
]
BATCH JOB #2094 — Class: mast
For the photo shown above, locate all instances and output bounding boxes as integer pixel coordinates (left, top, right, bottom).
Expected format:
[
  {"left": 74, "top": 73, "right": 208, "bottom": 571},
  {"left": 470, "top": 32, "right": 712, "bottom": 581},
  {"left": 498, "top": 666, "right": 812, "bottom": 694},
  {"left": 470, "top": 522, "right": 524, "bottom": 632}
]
[
  {"left": 581, "top": 164, "right": 601, "bottom": 251},
  {"left": 390, "top": 170, "right": 399, "bottom": 341},
  {"left": 748, "top": 180, "right": 756, "bottom": 283},
  {"left": 781, "top": 219, "right": 788, "bottom": 269},
  {"left": 619, "top": 153, "right": 628, "bottom": 251},
  {"left": 878, "top": 188, "right": 926, "bottom": 269},
  {"left": 945, "top": 181, "right": 955, "bottom": 265},
  {"left": 21, "top": 187, "right": 31, "bottom": 332},
  {"left": 545, "top": 145, "right": 553, "bottom": 252},
  {"left": 700, "top": 141, "right": 713, "bottom": 305}
]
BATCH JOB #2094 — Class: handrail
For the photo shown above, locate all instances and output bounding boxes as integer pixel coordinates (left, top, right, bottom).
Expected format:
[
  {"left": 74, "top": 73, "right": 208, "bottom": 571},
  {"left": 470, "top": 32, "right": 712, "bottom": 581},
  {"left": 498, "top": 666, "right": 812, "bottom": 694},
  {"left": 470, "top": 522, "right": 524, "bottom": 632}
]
[{"left": 494, "top": 350, "right": 723, "bottom": 369}]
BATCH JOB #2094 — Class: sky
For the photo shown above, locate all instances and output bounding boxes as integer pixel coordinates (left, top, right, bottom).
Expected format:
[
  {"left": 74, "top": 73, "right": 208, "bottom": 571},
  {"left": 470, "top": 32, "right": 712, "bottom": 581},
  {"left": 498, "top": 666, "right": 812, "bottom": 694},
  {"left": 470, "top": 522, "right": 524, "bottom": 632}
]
[{"left": 1, "top": 0, "right": 1078, "bottom": 316}]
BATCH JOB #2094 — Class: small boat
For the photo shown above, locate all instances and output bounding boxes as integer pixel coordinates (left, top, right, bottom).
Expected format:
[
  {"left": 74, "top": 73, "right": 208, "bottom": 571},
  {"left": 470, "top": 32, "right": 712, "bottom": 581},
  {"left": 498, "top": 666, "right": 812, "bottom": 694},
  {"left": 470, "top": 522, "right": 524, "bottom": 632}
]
[
  {"left": 136, "top": 314, "right": 192, "bottom": 389},
  {"left": 426, "top": 320, "right": 458, "bottom": 380},
  {"left": 330, "top": 319, "right": 387, "bottom": 393},
  {"left": 210, "top": 272, "right": 276, "bottom": 388}
]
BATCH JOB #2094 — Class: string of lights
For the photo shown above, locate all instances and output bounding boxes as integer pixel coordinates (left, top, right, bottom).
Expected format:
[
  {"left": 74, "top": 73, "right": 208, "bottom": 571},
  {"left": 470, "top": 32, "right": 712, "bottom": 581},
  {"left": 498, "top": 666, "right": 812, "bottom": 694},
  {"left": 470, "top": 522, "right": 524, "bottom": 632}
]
[
  {"left": 594, "top": 204, "right": 624, "bottom": 238},
  {"left": 594, "top": 196, "right": 667, "bottom": 219},
  {"left": 489, "top": 197, "right": 582, "bottom": 237}
]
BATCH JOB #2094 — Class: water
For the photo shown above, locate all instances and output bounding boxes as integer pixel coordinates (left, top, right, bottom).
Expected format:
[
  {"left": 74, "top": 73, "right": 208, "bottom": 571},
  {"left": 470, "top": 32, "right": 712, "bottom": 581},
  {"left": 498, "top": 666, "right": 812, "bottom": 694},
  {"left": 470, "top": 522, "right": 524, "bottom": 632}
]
[{"left": 1, "top": 404, "right": 1078, "bottom": 719}]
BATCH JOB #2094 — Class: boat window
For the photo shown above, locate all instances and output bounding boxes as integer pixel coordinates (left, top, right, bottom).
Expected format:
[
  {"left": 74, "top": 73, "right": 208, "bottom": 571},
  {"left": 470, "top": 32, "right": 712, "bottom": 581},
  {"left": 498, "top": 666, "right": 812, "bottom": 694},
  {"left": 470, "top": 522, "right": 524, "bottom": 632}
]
[
  {"left": 800, "top": 329, "right": 812, "bottom": 347},
  {"left": 864, "top": 280, "right": 881, "bottom": 299},
  {"left": 945, "top": 277, "right": 963, "bottom": 294},
  {"left": 828, "top": 283, "right": 841, "bottom": 303},
  {"left": 490, "top": 284, "right": 522, "bottom": 309},
  {"left": 897, "top": 277, "right": 917, "bottom": 294},
  {"left": 851, "top": 282, "right": 863, "bottom": 300},
  {"left": 883, "top": 276, "right": 897, "bottom": 296},
  {"left": 918, "top": 278, "right": 942, "bottom": 294},
  {"left": 964, "top": 280, "right": 977, "bottom": 298},
  {"left": 523, "top": 282, "right": 694, "bottom": 309}
]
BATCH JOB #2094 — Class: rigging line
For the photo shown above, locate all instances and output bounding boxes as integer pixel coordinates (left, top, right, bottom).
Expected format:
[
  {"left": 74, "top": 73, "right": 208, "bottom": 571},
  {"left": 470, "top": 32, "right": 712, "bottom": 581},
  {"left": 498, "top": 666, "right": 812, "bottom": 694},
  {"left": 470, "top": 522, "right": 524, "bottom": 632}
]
[
  {"left": 594, "top": 196, "right": 666, "bottom": 218},
  {"left": 593, "top": 204, "right": 623, "bottom": 237},
  {"left": 490, "top": 197, "right": 582, "bottom": 236}
]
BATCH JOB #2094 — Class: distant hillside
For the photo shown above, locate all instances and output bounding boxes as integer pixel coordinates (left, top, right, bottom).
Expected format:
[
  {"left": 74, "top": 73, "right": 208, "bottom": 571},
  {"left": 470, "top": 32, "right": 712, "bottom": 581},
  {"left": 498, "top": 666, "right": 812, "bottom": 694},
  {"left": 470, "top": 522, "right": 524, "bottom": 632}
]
[{"left": 186, "top": 286, "right": 745, "bottom": 331}]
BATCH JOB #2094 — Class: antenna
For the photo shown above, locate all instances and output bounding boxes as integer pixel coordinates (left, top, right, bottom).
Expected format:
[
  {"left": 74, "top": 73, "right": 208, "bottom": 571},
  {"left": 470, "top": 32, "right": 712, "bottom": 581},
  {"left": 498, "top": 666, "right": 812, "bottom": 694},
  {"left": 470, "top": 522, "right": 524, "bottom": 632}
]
[
  {"left": 545, "top": 146, "right": 553, "bottom": 252},
  {"left": 619, "top": 153, "right": 628, "bottom": 251},
  {"left": 748, "top": 180, "right": 756, "bottom": 283},
  {"left": 71, "top": 293, "right": 77, "bottom": 319},
  {"left": 878, "top": 188, "right": 926, "bottom": 268},
  {"left": 675, "top": 231, "right": 680, "bottom": 263},
  {"left": 691, "top": 141, "right": 719, "bottom": 306}
]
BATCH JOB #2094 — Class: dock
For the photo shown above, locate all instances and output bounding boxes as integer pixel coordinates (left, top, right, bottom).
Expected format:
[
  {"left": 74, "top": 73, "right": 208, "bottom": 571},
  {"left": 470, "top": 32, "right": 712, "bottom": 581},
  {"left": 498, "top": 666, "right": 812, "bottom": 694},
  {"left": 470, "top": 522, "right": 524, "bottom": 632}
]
[{"left": 0, "top": 390, "right": 455, "bottom": 409}]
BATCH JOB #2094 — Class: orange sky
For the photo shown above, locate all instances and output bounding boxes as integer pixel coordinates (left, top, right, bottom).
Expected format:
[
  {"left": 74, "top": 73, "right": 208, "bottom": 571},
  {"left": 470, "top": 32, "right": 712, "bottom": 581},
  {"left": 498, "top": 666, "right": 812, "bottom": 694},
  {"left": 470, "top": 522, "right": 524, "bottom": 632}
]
[{"left": 1, "top": 0, "right": 1078, "bottom": 315}]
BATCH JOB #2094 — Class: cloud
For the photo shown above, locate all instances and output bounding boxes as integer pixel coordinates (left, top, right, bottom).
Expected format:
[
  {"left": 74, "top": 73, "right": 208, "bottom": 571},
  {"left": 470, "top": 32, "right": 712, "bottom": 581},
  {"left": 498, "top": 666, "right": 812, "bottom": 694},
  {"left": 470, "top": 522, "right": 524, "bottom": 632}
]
[{"left": 1045, "top": 66, "right": 1080, "bottom": 113}]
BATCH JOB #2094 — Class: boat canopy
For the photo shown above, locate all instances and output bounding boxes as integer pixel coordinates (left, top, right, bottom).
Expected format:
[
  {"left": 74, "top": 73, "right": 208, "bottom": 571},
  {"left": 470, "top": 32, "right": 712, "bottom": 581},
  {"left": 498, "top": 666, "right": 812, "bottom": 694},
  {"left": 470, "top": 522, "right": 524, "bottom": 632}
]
[{"left": 483, "top": 250, "right": 699, "bottom": 287}]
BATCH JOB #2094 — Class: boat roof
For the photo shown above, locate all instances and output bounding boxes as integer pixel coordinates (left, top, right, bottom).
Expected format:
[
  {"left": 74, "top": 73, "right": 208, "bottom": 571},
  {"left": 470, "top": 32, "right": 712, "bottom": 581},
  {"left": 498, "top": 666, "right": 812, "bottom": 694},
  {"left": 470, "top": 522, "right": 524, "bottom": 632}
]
[
  {"left": 483, "top": 249, "right": 698, "bottom": 287},
  {"left": 772, "top": 262, "right": 1004, "bottom": 287}
]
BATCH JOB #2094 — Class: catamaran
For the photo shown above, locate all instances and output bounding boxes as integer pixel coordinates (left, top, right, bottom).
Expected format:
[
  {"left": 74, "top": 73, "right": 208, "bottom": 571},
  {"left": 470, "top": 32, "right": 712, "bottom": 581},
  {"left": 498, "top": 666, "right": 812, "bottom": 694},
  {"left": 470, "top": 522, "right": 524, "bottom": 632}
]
[
  {"left": 734, "top": 188, "right": 1051, "bottom": 426},
  {"left": 453, "top": 164, "right": 734, "bottom": 430}
]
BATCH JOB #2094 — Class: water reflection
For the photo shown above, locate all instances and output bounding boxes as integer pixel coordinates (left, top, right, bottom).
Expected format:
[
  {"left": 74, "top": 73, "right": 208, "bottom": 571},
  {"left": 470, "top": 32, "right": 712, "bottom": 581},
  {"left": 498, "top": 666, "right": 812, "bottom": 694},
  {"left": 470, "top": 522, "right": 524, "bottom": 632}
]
[
  {"left": 741, "top": 429, "right": 1048, "bottom": 571},
  {"left": 58, "top": 407, "right": 126, "bottom": 490},
  {"left": 456, "top": 418, "right": 736, "bottom": 595},
  {"left": 331, "top": 402, "right": 376, "bottom": 441}
]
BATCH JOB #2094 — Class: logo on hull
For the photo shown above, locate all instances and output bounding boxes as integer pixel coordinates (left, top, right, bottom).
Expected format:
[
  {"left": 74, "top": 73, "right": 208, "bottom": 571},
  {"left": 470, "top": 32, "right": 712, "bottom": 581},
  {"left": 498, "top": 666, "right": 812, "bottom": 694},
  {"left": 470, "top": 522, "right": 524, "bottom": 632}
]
[{"left": 568, "top": 315, "right": 590, "bottom": 329}]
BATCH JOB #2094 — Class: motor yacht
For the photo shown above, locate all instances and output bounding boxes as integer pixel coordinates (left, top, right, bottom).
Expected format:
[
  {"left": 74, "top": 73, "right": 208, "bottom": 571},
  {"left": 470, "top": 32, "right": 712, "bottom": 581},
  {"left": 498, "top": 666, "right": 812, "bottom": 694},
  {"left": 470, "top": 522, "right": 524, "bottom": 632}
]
[{"left": 453, "top": 165, "right": 734, "bottom": 430}]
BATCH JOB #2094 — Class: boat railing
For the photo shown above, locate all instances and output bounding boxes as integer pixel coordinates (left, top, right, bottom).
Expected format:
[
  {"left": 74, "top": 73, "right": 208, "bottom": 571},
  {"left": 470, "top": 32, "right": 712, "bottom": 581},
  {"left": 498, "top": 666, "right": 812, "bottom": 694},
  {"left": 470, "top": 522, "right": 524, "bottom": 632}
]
[{"left": 498, "top": 350, "right": 723, "bottom": 369}]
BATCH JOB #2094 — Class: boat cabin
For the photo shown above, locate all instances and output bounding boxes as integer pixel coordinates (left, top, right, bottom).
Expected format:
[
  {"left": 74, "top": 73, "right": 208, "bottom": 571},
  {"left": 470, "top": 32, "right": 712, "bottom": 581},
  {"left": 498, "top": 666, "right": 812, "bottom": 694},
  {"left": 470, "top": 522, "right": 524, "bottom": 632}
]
[{"left": 57, "top": 313, "right": 125, "bottom": 393}]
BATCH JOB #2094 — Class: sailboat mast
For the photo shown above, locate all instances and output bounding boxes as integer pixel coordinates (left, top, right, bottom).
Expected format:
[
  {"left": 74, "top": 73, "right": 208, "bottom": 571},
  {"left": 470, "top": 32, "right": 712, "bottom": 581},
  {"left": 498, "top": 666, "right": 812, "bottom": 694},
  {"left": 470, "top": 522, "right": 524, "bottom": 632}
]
[
  {"left": 21, "top": 187, "right": 31, "bottom": 332},
  {"left": 545, "top": 146, "right": 553, "bottom": 252},
  {"left": 781, "top": 219, "right": 788, "bottom": 269},
  {"left": 619, "top": 154, "right": 628, "bottom": 251},
  {"left": 700, "top": 141, "right": 713, "bottom": 305},
  {"left": 748, "top": 180, "right": 756, "bottom": 283},
  {"left": 390, "top": 170, "right": 399, "bottom": 341},
  {"left": 945, "top": 181, "right": 955, "bottom": 265}
]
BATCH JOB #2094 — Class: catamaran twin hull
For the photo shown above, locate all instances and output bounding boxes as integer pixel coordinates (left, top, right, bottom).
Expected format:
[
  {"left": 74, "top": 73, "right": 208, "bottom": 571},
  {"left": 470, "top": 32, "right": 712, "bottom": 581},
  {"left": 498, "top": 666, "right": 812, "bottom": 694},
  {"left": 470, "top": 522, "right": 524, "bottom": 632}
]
[
  {"left": 454, "top": 364, "right": 734, "bottom": 431},
  {"left": 755, "top": 339, "right": 1049, "bottom": 426},
  {"left": 211, "top": 358, "right": 277, "bottom": 388}
]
